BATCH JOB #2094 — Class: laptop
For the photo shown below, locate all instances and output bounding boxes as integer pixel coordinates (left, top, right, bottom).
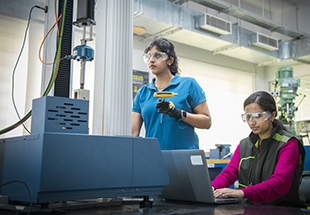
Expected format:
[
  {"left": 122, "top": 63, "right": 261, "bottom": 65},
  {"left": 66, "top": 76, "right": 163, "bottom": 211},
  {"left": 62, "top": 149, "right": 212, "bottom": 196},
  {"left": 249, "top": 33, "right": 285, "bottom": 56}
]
[{"left": 160, "top": 149, "right": 247, "bottom": 204}]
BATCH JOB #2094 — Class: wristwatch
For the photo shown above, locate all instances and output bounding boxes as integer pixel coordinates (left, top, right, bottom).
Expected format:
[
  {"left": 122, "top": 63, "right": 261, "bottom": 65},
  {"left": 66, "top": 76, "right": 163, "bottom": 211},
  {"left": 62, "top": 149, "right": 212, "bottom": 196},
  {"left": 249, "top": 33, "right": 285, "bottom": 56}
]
[{"left": 180, "top": 110, "right": 187, "bottom": 121}]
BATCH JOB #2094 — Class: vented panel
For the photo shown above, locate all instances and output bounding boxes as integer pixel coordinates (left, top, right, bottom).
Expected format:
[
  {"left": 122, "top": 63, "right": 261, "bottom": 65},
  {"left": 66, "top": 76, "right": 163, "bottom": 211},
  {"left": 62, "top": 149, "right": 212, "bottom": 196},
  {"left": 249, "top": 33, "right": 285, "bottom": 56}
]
[
  {"left": 206, "top": 15, "right": 230, "bottom": 32},
  {"left": 258, "top": 34, "right": 278, "bottom": 49},
  {"left": 31, "top": 96, "right": 89, "bottom": 134},
  {"left": 250, "top": 33, "right": 278, "bottom": 51},
  {"left": 198, "top": 13, "right": 232, "bottom": 35},
  {"left": 47, "top": 102, "right": 88, "bottom": 130}
]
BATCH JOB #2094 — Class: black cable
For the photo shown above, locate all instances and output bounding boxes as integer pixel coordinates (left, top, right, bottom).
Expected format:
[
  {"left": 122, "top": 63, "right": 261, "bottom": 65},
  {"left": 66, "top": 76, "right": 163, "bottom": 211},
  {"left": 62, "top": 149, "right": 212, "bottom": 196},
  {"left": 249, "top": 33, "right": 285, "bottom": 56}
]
[
  {"left": 0, "top": 180, "right": 32, "bottom": 215},
  {"left": 35, "top": 5, "right": 48, "bottom": 13}
]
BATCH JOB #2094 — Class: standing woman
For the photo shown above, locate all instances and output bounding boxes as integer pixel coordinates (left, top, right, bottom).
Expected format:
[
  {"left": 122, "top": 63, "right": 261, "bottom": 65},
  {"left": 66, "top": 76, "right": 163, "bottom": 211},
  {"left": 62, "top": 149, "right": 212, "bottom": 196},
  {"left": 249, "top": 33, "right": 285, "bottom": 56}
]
[
  {"left": 131, "top": 38, "right": 211, "bottom": 150},
  {"left": 212, "top": 91, "right": 306, "bottom": 208}
]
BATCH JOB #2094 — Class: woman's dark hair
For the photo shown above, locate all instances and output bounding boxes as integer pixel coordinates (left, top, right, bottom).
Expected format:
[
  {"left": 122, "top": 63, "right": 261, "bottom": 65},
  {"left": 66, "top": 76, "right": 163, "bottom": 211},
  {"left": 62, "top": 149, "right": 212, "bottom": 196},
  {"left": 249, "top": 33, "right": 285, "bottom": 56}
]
[
  {"left": 144, "top": 38, "right": 179, "bottom": 75},
  {"left": 243, "top": 91, "right": 287, "bottom": 131}
]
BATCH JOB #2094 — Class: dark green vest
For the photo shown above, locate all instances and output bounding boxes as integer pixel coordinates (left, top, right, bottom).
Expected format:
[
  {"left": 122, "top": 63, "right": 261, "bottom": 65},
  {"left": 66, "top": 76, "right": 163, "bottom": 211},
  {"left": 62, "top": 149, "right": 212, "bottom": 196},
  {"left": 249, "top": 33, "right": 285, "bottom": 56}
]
[{"left": 239, "top": 126, "right": 306, "bottom": 208}]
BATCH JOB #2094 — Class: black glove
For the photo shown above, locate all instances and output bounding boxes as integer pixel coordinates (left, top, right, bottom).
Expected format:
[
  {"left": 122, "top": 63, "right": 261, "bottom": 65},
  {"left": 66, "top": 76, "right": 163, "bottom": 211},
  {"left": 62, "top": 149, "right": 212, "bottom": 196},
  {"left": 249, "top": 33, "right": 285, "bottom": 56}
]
[{"left": 156, "top": 99, "right": 182, "bottom": 120}]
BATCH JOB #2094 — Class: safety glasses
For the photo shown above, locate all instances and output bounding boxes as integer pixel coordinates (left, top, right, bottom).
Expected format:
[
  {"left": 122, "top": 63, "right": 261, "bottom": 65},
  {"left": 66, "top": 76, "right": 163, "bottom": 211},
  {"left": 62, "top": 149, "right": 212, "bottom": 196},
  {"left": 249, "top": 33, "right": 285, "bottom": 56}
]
[
  {"left": 143, "top": 52, "right": 169, "bottom": 64},
  {"left": 241, "top": 112, "right": 271, "bottom": 123}
]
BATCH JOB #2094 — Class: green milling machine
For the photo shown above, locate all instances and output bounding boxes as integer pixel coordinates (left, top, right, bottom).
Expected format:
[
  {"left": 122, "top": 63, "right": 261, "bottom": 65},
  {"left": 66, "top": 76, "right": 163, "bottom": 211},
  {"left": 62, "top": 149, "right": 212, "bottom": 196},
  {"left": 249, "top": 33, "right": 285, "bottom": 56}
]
[
  {"left": 271, "top": 66, "right": 301, "bottom": 136},
  {"left": 271, "top": 66, "right": 310, "bottom": 172}
]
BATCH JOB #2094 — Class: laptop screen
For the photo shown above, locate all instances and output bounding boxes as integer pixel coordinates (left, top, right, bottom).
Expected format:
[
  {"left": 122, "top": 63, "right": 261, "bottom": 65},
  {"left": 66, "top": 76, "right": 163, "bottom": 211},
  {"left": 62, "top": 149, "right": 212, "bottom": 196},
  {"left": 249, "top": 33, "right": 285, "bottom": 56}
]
[
  {"left": 161, "top": 150, "right": 215, "bottom": 203},
  {"left": 160, "top": 149, "right": 247, "bottom": 204}
]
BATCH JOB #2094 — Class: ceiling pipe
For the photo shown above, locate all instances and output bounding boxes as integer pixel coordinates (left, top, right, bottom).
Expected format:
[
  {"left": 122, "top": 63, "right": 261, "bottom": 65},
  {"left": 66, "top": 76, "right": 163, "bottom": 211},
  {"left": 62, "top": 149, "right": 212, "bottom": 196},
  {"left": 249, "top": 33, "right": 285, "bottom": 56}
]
[
  {"left": 187, "top": 0, "right": 307, "bottom": 39},
  {"left": 134, "top": 0, "right": 310, "bottom": 66}
]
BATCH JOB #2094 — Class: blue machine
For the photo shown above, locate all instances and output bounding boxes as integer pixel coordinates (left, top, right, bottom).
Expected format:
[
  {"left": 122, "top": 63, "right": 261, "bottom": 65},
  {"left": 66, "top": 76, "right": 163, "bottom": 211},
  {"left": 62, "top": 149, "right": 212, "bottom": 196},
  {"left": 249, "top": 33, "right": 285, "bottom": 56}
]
[
  {"left": 0, "top": 96, "right": 169, "bottom": 203},
  {"left": 72, "top": 45, "right": 94, "bottom": 62}
]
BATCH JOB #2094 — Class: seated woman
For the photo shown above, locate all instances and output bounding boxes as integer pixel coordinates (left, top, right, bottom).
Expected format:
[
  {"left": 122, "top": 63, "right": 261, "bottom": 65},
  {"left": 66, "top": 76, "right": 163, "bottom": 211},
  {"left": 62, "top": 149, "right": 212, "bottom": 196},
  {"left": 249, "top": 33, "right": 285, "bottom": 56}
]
[{"left": 211, "top": 91, "right": 306, "bottom": 208}]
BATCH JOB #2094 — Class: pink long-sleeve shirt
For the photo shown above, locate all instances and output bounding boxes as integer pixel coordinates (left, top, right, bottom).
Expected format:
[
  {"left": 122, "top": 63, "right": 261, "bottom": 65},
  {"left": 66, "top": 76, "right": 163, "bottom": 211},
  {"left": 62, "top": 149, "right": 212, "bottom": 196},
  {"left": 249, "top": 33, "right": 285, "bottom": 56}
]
[{"left": 211, "top": 138, "right": 300, "bottom": 203}]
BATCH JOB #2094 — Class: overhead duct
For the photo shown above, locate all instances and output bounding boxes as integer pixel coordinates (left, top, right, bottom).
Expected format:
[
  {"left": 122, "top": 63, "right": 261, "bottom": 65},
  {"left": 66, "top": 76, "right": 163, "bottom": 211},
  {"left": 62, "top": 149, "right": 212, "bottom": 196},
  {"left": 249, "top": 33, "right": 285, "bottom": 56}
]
[
  {"left": 197, "top": 13, "right": 232, "bottom": 35},
  {"left": 181, "top": 0, "right": 307, "bottom": 39},
  {"left": 133, "top": 0, "right": 310, "bottom": 66},
  {"left": 250, "top": 33, "right": 278, "bottom": 51}
]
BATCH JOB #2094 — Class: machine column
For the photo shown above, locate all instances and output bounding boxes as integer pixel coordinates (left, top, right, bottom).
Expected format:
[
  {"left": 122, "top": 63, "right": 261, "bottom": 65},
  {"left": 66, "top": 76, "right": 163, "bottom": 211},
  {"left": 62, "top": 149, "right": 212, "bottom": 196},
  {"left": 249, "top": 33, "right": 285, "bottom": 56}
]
[{"left": 93, "top": 0, "right": 133, "bottom": 136}]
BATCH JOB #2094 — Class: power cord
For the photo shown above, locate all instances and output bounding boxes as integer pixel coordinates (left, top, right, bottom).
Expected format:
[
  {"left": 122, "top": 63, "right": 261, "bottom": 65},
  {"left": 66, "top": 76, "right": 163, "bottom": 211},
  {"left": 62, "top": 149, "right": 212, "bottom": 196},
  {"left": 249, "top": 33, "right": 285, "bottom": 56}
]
[
  {"left": 11, "top": 5, "right": 48, "bottom": 135},
  {"left": 35, "top": 5, "right": 48, "bottom": 13},
  {"left": 0, "top": 0, "right": 68, "bottom": 136},
  {"left": 0, "top": 180, "right": 32, "bottom": 215}
]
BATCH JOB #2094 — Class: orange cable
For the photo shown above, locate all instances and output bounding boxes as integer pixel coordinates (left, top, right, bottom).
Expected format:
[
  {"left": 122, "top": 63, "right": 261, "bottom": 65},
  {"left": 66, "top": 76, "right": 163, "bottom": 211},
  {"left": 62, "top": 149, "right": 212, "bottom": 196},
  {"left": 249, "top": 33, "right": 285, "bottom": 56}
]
[
  {"left": 39, "top": 0, "right": 62, "bottom": 96},
  {"left": 38, "top": 15, "right": 62, "bottom": 65},
  {"left": 39, "top": 0, "right": 62, "bottom": 65}
]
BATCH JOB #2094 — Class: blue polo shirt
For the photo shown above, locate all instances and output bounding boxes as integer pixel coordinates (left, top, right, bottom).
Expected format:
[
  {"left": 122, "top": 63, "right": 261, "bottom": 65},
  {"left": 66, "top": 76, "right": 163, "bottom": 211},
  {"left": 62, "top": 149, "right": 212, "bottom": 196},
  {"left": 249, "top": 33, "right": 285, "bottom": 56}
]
[{"left": 132, "top": 74, "right": 206, "bottom": 150}]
